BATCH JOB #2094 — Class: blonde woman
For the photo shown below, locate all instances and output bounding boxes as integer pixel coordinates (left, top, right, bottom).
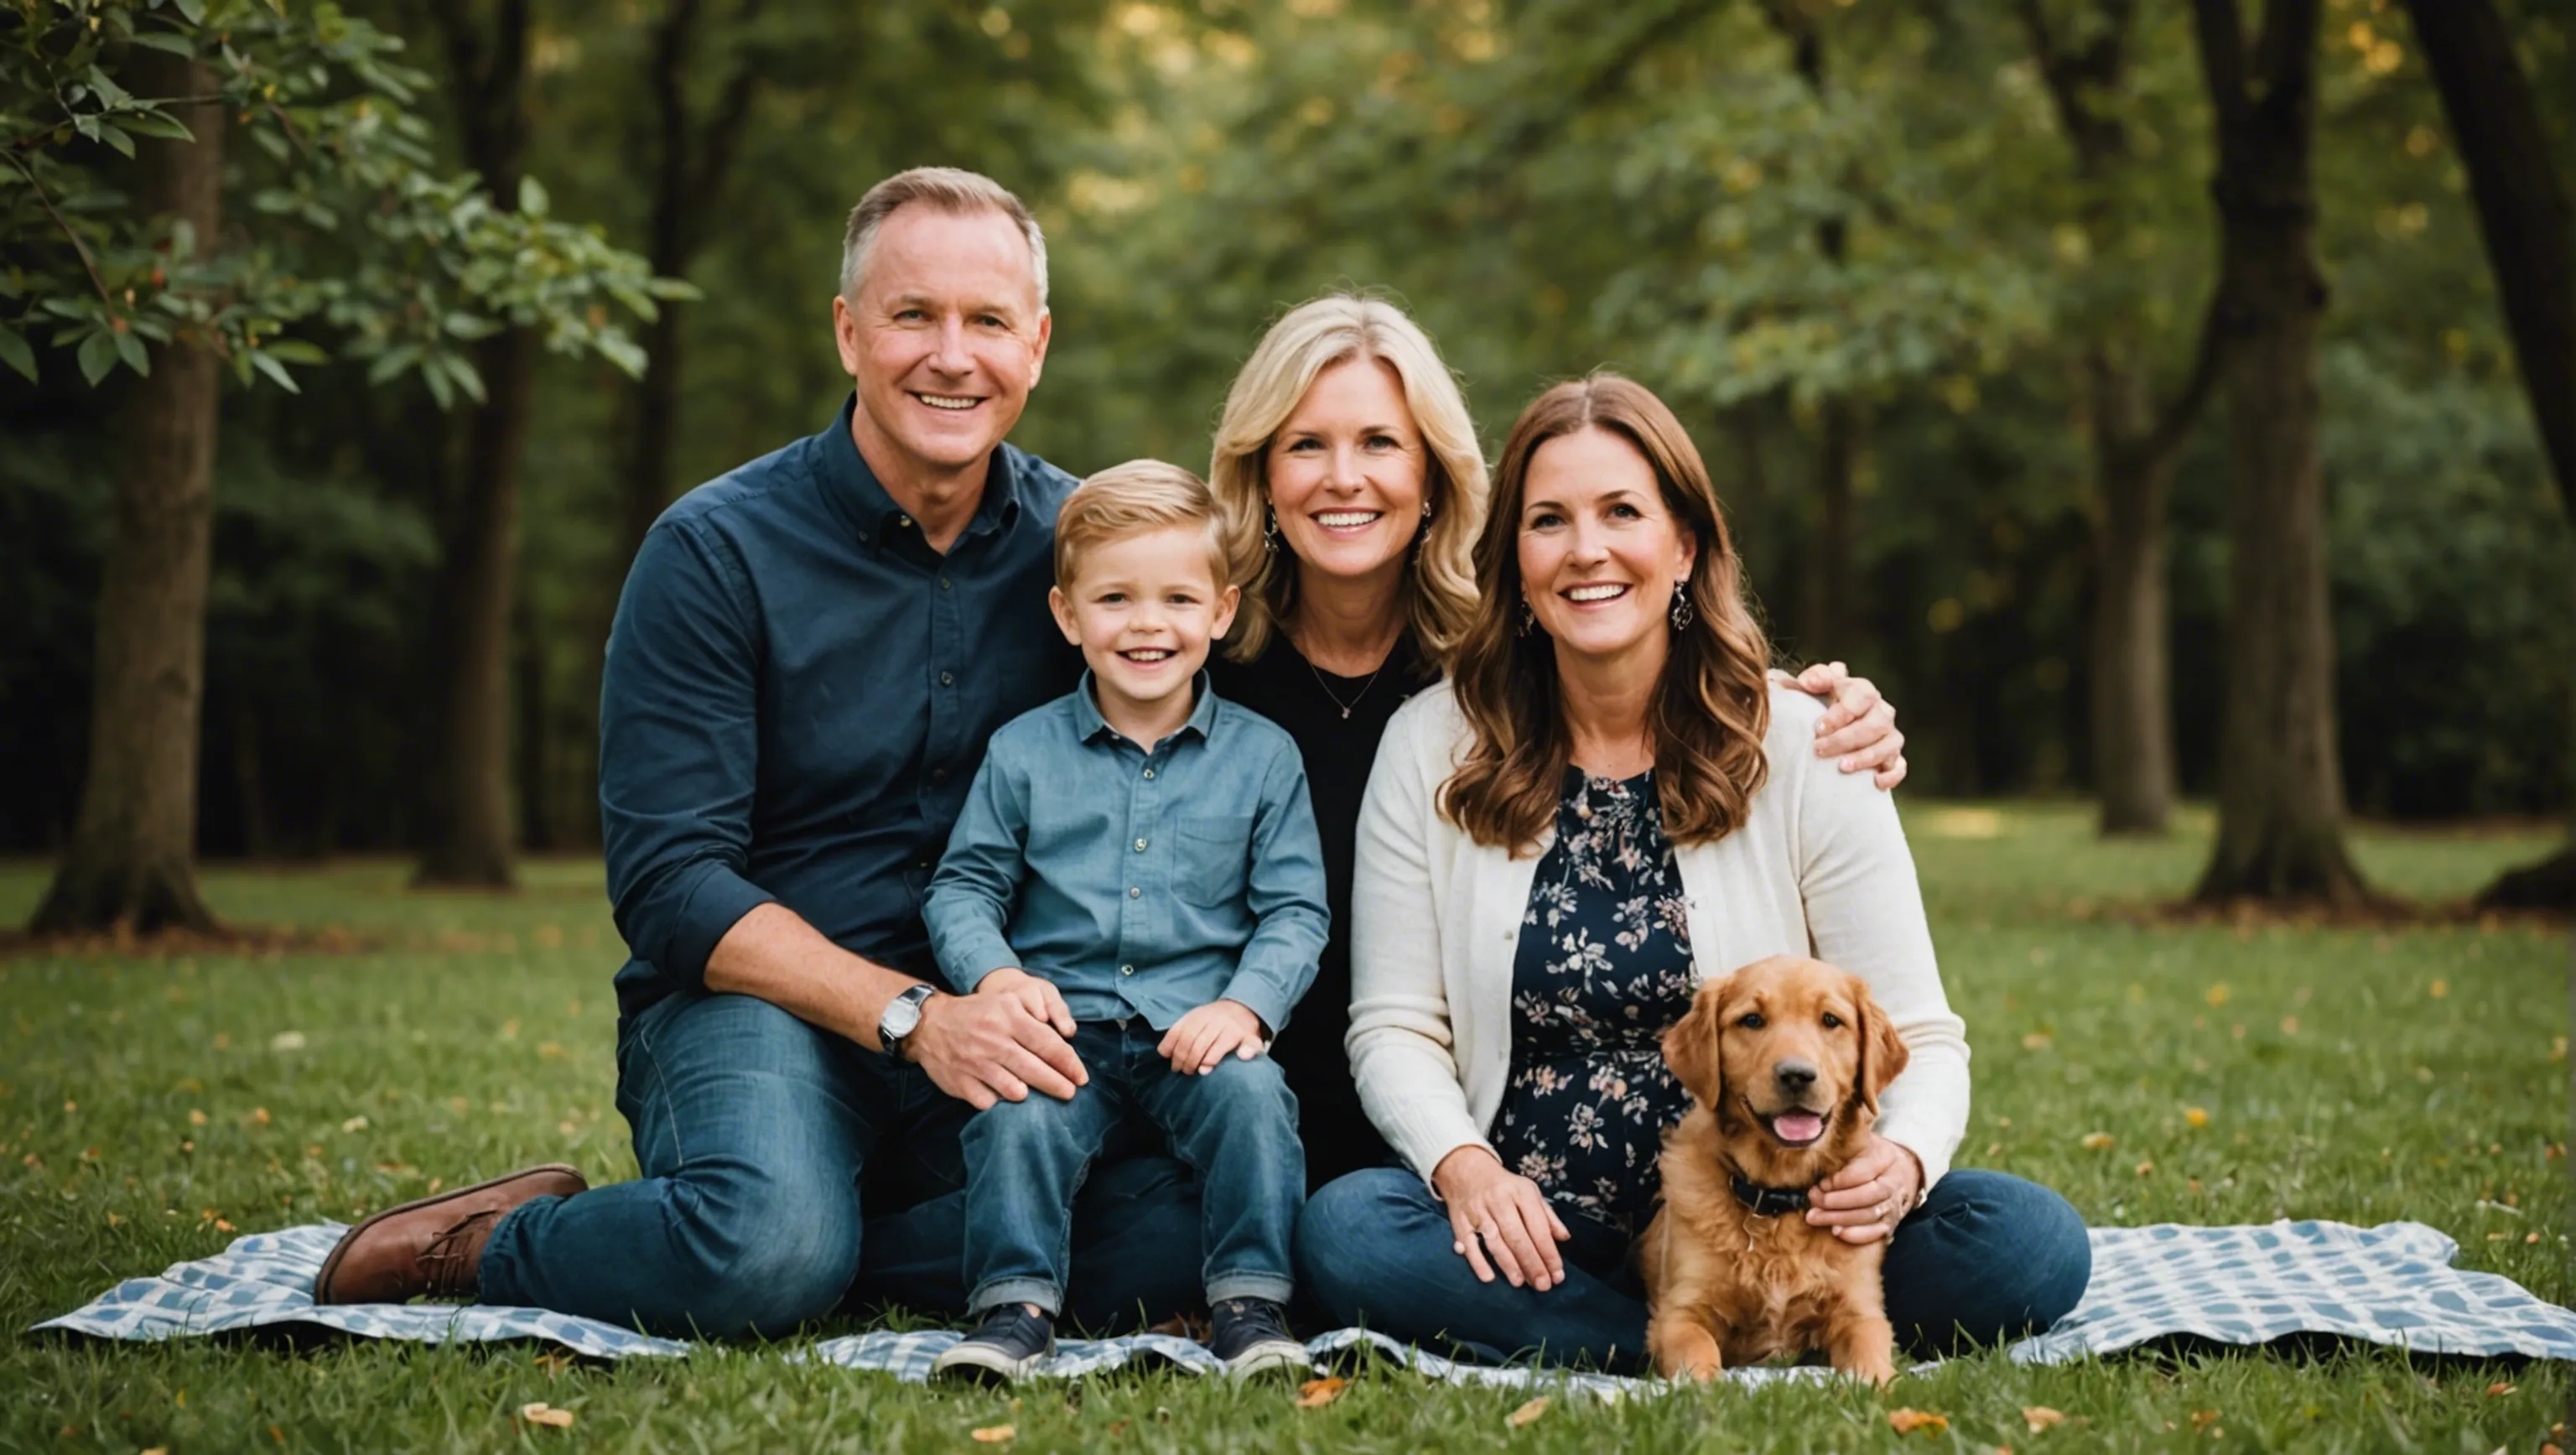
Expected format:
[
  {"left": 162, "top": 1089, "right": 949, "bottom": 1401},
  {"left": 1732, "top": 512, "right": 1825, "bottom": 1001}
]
[
  {"left": 1294, "top": 374, "right": 2089, "bottom": 1369},
  {"left": 1202, "top": 297, "right": 1908, "bottom": 1192}
]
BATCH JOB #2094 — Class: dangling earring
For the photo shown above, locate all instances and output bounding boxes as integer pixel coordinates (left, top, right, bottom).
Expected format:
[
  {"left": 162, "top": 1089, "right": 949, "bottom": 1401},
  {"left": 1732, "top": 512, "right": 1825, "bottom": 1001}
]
[
  {"left": 1411, "top": 502, "right": 1433, "bottom": 565},
  {"left": 1264, "top": 506, "right": 1280, "bottom": 557},
  {"left": 1669, "top": 580, "right": 1695, "bottom": 632},
  {"left": 1518, "top": 599, "right": 1535, "bottom": 637}
]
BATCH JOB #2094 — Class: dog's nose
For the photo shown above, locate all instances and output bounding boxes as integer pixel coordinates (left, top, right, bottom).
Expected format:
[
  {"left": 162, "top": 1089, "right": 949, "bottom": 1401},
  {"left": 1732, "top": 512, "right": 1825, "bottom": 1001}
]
[{"left": 1774, "top": 1059, "right": 1817, "bottom": 1092}]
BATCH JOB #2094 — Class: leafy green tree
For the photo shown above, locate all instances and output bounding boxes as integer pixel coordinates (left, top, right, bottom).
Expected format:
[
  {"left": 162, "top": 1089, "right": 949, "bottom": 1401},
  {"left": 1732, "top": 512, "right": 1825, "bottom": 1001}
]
[
  {"left": 2399, "top": 0, "right": 2574, "bottom": 909},
  {"left": 2186, "top": 0, "right": 2371, "bottom": 905},
  {"left": 2014, "top": 0, "right": 2228, "bottom": 837},
  {"left": 4, "top": 0, "right": 678, "bottom": 932}
]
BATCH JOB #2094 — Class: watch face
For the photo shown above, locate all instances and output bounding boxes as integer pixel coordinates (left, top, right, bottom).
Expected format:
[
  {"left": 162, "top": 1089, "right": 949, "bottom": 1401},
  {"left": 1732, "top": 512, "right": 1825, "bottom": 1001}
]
[{"left": 883, "top": 992, "right": 925, "bottom": 1041}]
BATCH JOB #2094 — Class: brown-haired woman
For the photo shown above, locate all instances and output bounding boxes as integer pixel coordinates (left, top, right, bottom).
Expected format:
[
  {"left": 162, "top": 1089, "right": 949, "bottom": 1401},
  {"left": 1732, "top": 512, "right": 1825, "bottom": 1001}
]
[{"left": 1295, "top": 373, "right": 2090, "bottom": 1368}]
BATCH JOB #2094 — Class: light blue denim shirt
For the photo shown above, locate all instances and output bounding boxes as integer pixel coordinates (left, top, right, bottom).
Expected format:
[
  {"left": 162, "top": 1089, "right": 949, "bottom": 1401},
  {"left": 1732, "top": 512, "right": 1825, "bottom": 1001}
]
[{"left": 924, "top": 673, "right": 1329, "bottom": 1034}]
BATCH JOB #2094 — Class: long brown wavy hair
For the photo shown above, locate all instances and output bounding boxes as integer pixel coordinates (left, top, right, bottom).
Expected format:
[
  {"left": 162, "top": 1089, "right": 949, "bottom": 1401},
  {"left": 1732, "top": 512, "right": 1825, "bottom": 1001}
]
[{"left": 1441, "top": 373, "right": 1774, "bottom": 855}]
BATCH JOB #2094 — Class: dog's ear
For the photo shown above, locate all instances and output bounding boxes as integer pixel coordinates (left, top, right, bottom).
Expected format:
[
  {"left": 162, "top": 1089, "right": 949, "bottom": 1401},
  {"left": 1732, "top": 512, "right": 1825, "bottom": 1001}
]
[
  {"left": 1851, "top": 974, "right": 1910, "bottom": 1117},
  {"left": 1664, "top": 975, "right": 1731, "bottom": 1108}
]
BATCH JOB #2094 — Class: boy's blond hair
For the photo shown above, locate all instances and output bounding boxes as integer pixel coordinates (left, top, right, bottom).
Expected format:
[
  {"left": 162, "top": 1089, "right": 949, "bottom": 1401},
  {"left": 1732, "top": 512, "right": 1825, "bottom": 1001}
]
[{"left": 1054, "top": 460, "right": 1232, "bottom": 589}]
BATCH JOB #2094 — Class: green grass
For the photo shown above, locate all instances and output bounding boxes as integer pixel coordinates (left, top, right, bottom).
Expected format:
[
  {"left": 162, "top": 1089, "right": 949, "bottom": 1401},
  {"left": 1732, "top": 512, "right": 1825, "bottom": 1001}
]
[{"left": 2, "top": 804, "right": 2568, "bottom": 1452}]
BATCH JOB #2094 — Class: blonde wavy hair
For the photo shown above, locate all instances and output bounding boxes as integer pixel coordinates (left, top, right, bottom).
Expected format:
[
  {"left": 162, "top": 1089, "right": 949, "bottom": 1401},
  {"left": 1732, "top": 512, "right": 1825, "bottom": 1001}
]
[
  {"left": 1208, "top": 294, "right": 1487, "bottom": 664},
  {"left": 1441, "top": 373, "right": 1775, "bottom": 855}
]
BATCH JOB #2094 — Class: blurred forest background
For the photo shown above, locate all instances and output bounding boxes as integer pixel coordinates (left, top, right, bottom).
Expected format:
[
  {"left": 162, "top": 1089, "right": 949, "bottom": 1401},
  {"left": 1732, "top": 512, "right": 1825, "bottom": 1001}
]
[{"left": 3, "top": 0, "right": 2569, "bottom": 928}]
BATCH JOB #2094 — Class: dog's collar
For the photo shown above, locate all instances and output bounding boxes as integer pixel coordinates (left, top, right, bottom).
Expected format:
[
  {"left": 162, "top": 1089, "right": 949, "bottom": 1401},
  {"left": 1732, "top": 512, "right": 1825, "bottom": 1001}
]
[{"left": 1727, "top": 1169, "right": 1810, "bottom": 1218}]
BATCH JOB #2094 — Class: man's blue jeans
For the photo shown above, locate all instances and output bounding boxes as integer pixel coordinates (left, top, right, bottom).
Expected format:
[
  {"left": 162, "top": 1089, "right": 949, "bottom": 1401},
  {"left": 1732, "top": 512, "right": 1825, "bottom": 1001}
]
[
  {"left": 1296, "top": 1167, "right": 2090, "bottom": 1370},
  {"left": 474, "top": 989, "right": 1206, "bottom": 1338},
  {"left": 961, "top": 1020, "right": 1302, "bottom": 1317}
]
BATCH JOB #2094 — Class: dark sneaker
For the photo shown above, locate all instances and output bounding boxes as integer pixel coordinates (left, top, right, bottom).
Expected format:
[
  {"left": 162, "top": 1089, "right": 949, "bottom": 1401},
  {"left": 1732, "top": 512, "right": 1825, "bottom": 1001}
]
[
  {"left": 933, "top": 1305, "right": 1056, "bottom": 1385},
  {"left": 1208, "top": 1297, "right": 1308, "bottom": 1377}
]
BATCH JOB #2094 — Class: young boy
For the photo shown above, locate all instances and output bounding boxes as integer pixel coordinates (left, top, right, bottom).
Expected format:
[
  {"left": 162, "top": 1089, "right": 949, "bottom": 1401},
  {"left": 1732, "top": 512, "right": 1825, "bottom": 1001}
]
[{"left": 923, "top": 460, "right": 1327, "bottom": 1382}]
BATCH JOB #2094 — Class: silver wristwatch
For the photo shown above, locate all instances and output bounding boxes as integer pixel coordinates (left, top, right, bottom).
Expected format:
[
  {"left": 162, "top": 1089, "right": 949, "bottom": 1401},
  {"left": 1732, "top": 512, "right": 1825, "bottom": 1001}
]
[{"left": 880, "top": 983, "right": 937, "bottom": 1062}]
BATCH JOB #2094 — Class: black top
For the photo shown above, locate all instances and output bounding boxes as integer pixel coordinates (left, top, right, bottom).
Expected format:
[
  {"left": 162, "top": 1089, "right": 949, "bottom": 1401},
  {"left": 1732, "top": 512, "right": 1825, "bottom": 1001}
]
[
  {"left": 1488, "top": 768, "right": 1699, "bottom": 1235},
  {"left": 1209, "top": 627, "right": 1433, "bottom": 1193}
]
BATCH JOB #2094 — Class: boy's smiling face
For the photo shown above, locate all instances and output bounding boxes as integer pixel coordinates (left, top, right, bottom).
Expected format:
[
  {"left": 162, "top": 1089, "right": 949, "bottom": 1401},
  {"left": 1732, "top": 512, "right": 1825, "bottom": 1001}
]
[{"left": 1048, "top": 524, "right": 1239, "bottom": 733}]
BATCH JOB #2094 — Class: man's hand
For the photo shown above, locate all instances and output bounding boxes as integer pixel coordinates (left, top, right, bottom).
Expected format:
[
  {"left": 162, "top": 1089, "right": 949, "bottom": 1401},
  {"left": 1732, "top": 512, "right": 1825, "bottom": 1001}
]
[
  {"left": 1803, "top": 1135, "right": 1924, "bottom": 1245},
  {"left": 1156, "top": 999, "right": 1265, "bottom": 1075},
  {"left": 1774, "top": 661, "right": 1907, "bottom": 789},
  {"left": 907, "top": 970, "right": 1088, "bottom": 1110}
]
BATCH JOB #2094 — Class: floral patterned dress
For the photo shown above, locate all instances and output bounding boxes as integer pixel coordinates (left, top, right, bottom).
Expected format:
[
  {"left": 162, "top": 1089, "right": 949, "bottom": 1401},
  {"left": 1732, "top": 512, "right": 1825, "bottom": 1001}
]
[{"left": 1488, "top": 767, "right": 1700, "bottom": 1235}]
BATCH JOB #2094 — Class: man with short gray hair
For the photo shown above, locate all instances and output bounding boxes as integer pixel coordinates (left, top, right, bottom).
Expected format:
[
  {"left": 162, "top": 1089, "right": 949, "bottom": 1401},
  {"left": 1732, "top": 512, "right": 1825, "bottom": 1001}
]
[{"left": 312, "top": 167, "right": 1202, "bottom": 1336}]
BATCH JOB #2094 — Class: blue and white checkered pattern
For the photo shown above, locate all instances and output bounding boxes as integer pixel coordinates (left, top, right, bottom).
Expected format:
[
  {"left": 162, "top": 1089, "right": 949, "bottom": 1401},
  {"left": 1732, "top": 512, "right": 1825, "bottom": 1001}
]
[
  {"left": 2009, "top": 1219, "right": 2576, "bottom": 1363},
  {"left": 32, "top": 1219, "right": 2575, "bottom": 1391}
]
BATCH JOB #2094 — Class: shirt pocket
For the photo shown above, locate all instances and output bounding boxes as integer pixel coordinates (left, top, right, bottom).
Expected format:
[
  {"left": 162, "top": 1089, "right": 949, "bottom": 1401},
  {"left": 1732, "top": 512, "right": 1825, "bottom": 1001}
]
[{"left": 1171, "top": 813, "right": 1254, "bottom": 908}]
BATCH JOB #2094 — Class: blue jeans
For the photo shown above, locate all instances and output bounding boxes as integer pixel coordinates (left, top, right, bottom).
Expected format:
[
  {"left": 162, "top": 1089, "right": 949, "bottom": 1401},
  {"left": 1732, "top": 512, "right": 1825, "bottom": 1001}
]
[
  {"left": 475, "top": 989, "right": 1207, "bottom": 1338},
  {"left": 1296, "top": 1167, "right": 2090, "bottom": 1369},
  {"left": 962, "top": 1020, "right": 1302, "bottom": 1316}
]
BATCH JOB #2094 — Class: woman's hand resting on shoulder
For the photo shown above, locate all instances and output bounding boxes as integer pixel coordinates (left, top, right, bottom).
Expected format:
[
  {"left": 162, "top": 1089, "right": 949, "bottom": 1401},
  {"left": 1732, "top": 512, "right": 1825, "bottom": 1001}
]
[
  {"left": 1431, "top": 1146, "right": 1571, "bottom": 1291},
  {"left": 1804, "top": 1135, "right": 1924, "bottom": 1245},
  {"left": 1773, "top": 662, "right": 1908, "bottom": 789}
]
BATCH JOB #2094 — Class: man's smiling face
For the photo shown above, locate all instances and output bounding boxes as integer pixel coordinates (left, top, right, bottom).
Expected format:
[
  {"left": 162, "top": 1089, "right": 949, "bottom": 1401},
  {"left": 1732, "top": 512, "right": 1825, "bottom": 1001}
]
[{"left": 834, "top": 204, "right": 1051, "bottom": 490}]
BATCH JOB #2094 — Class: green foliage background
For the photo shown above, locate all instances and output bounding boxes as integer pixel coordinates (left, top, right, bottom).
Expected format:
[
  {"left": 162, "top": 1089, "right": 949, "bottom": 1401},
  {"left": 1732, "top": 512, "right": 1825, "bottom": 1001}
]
[{"left": 2, "top": 0, "right": 2568, "bottom": 855}]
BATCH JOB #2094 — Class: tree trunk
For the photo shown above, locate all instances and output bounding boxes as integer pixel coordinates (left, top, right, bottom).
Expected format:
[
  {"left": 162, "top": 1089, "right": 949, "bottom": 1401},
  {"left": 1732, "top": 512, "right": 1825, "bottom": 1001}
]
[
  {"left": 28, "top": 53, "right": 224, "bottom": 936},
  {"left": 2400, "top": 0, "right": 2576, "bottom": 911},
  {"left": 512, "top": 590, "right": 552, "bottom": 852},
  {"left": 2189, "top": 0, "right": 2368, "bottom": 905},
  {"left": 413, "top": 0, "right": 535, "bottom": 888},
  {"left": 1804, "top": 394, "right": 1858, "bottom": 655},
  {"left": 2089, "top": 356, "right": 2179, "bottom": 835},
  {"left": 414, "top": 326, "right": 532, "bottom": 887}
]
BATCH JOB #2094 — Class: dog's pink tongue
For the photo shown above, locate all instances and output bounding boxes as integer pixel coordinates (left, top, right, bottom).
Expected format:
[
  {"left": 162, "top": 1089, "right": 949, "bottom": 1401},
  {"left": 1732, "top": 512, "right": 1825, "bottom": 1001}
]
[{"left": 1774, "top": 1112, "right": 1826, "bottom": 1144}]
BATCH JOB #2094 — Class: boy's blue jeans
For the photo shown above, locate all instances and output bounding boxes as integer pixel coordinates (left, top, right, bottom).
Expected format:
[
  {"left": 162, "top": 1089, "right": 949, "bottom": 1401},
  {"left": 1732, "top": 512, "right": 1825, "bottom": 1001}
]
[{"left": 963, "top": 1019, "right": 1303, "bottom": 1317}]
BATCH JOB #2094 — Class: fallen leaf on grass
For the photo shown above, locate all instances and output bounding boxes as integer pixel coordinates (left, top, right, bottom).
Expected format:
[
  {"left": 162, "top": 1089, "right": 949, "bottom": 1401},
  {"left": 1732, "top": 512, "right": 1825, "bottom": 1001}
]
[
  {"left": 969, "top": 1426, "right": 1015, "bottom": 1443},
  {"left": 268, "top": 1031, "right": 304, "bottom": 1052},
  {"left": 1505, "top": 1396, "right": 1550, "bottom": 1427},
  {"left": 2022, "top": 1406, "right": 2065, "bottom": 1432},
  {"left": 2485, "top": 1381, "right": 2515, "bottom": 1396},
  {"left": 1296, "top": 1377, "right": 1348, "bottom": 1408},
  {"left": 1888, "top": 1409, "right": 1949, "bottom": 1435},
  {"left": 519, "top": 1402, "right": 574, "bottom": 1429},
  {"left": 188, "top": 1109, "right": 208, "bottom": 1126},
  {"left": 2189, "top": 1409, "right": 2220, "bottom": 1433},
  {"left": 2080, "top": 1132, "right": 2115, "bottom": 1151},
  {"left": 2134, "top": 1160, "right": 2155, "bottom": 1177},
  {"left": 340, "top": 1115, "right": 368, "bottom": 1133}
]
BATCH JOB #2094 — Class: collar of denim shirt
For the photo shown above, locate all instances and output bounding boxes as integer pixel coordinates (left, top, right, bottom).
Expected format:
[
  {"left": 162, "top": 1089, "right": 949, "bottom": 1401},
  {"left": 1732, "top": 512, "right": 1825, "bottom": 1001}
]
[
  {"left": 1071, "top": 668, "right": 1223, "bottom": 752},
  {"left": 808, "top": 392, "right": 1025, "bottom": 552}
]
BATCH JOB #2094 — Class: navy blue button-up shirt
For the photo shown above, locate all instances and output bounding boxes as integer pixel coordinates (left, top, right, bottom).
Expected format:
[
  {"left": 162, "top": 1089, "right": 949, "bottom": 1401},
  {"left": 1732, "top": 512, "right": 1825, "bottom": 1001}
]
[
  {"left": 923, "top": 674, "right": 1329, "bottom": 1035},
  {"left": 601, "top": 396, "right": 1083, "bottom": 1020}
]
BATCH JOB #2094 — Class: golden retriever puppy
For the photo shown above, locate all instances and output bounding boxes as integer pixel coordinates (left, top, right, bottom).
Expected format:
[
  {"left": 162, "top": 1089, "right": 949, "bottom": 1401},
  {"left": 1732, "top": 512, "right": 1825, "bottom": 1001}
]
[{"left": 1639, "top": 954, "right": 1911, "bottom": 1385}]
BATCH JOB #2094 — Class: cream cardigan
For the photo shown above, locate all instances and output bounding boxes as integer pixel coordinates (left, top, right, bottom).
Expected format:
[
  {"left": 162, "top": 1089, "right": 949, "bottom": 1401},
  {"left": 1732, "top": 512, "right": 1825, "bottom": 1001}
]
[{"left": 1346, "top": 680, "right": 1971, "bottom": 1196}]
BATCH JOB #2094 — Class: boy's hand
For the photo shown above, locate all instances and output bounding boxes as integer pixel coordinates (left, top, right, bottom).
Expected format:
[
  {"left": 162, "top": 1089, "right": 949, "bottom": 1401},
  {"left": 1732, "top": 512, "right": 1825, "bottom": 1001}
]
[
  {"left": 1157, "top": 1000, "right": 1266, "bottom": 1075},
  {"left": 976, "top": 966, "right": 1077, "bottom": 1039}
]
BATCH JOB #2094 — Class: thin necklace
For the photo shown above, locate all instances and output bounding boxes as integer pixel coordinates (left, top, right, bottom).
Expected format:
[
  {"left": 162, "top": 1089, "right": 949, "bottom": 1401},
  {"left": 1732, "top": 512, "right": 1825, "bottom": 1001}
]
[{"left": 1298, "top": 637, "right": 1394, "bottom": 720}]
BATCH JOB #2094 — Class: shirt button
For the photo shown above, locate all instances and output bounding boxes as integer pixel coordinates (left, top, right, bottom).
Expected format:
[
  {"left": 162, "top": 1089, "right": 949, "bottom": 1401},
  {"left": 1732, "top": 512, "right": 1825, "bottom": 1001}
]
[
  {"left": 1142, "top": 768, "right": 1155, "bottom": 780},
  {"left": 939, "top": 671, "right": 954, "bottom": 687},
  {"left": 939, "top": 576, "right": 952, "bottom": 591},
  {"left": 931, "top": 768, "right": 948, "bottom": 785},
  {"left": 1134, "top": 838, "right": 1147, "bottom": 851},
  {"left": 1129, "top": 886, "right": 1141, "bottom": 898},
  {"left": 899, "top": 514, "right": 913, "bottom": 527},
  {"left": 1119, "top": 964, "right": 1134, "bottom": 976}
]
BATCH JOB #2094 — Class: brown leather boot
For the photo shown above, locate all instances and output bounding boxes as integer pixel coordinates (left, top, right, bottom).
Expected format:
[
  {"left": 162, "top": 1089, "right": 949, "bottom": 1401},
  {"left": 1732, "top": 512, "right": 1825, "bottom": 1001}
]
[{"left": 311, "top": 1164, "right": 587, "bottom": 1305}]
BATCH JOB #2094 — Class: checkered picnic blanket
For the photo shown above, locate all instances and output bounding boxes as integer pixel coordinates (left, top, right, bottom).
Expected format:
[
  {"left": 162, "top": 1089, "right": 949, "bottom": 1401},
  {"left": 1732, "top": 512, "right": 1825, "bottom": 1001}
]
[{"left": 33, "top": 1219, "right": 2575, "bottom": 1389}]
